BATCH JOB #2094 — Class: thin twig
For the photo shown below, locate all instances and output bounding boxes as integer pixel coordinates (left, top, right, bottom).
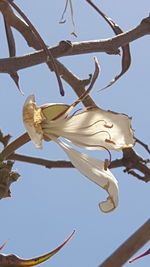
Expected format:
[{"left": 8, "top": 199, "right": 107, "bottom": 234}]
[
  {"left": 7, "top": 148, "right": 150, "bottom": 183},
  {"left": 136, "top": 138, "right": 150, "bottom": 154}
]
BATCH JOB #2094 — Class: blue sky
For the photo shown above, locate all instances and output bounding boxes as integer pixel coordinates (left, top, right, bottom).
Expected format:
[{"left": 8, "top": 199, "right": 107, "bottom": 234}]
[{"left": 0, "top": 0, "right": 150, "bottom": 266}]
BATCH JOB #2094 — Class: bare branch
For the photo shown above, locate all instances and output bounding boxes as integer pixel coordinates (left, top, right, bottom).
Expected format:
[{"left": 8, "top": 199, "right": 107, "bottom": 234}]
[
  {"left": 99, "top": 219, "right": 150, "bottom": 267},
  {"left": 1, "top": 133, "right": 30, "bottom": 160},
  {"left": 0, "top": 1, "right": 40, "bottom": 49},
  {"left": 2, "top": 0, "right": 65, "bottom": 95},
  {"left": 0, "top": 17, "right": 149, "bottom": 74},
  {"left": 8, "top": 153, "right": 74, "bottom": 169},
  {"left": 6, "top": 147, "right": 150, "bottom": 183}
]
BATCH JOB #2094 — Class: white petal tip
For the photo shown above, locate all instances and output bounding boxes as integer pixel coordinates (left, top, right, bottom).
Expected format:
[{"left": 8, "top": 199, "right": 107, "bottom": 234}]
[
  {"left": 99, "top": 197, "right": 116, "bottom": 213},
  {"left": 25, "top": 125, "right": 43, "bottom": 149},
  {"left": 24, "top": 94, "right": 35, "bottom": 106},
  {"left": 35, "top": 143, "right": 42, "bottom": 149}
]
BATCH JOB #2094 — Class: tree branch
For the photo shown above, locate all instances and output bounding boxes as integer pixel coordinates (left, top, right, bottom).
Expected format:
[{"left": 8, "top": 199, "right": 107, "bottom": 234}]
[
  {"left": 8, "top": 153, "right": 74, "bottom": 168},
  {"left": 0, "top": 133, "right": 30, "bottom": 160},
  {"left": 7, "top": 146, "right": 150, "bottom": 183},
  {"left": 0, "top": 1, "right": 40, "bottom": 49},
  {"left": 0, "top": 16, "right": 149, "bottom": 73},
  {"left": 99, "top": 219, "right": 150, "bottom": 267}
]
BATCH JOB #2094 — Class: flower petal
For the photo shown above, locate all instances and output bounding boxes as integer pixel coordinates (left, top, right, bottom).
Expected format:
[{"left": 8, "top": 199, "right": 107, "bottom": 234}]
[
  {"left": 23, "top": 95, "right": 44, "bottom": 148},
  {"left": 56, "top": 140, "right": 119, "bottom": 213},
  {"left": 41, "top": 103, "right": 70, "bottom": 121},
  {"left": 42, "top": 107, "right": 135, "bottom": 151}
]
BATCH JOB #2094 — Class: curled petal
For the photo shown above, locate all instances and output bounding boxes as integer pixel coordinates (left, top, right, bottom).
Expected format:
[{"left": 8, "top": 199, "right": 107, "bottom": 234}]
[
  {"left": 42, "top": 107, "right": 135, "bottom": 151},
  {"left": 56, "top": 140, "right": 119, "bottom": 213}
]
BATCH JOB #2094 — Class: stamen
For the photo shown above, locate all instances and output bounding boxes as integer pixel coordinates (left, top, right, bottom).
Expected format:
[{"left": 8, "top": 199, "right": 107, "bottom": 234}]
[
  {"left": 67, "top": 108, "right": 84, "bottom": 118},
  {"left": 66, "top": 119, "right": 113, "bottom": 130},
  {"left": 59, "top": 130, "right": 112, "bottom": 141},
  {"left": 81, "top": 130, "right": 112, "bottom": 139},
  {"left": 105, "top": 139, "right": 116, "bottom": 145}
]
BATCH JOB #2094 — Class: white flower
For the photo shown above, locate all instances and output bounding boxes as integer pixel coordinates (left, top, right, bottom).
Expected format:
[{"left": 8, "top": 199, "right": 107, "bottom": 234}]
[
  {"left": 23, "top": 95, "right": 135, "bottom": 212},
  {"left": 23, "top": 95, "right": 135, "bottom": 151}
]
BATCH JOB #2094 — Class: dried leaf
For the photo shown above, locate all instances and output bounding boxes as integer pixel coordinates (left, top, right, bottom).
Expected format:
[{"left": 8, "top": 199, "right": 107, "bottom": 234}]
[
  {"left": 86, "top": 0, "right": 131, "bottom": 90},
  {"left": 59, "top": 0, "right": 69, "bottom": 23},
  {"left": 59, "top": 0, "right": 77, "bottom": 37}
]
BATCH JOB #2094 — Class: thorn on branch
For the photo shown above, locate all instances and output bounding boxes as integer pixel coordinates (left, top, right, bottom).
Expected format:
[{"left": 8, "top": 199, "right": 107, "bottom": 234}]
[
  {"left": 0, "top": 130, "right": 11, "bottom": 147},
  {"left": 80, "top": 74, "right": 92, "bottom": 87},
  {"left": 140, "top": 16, "right": 150, "bottom": 28}
]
